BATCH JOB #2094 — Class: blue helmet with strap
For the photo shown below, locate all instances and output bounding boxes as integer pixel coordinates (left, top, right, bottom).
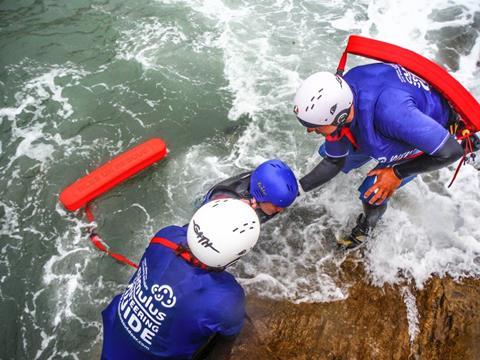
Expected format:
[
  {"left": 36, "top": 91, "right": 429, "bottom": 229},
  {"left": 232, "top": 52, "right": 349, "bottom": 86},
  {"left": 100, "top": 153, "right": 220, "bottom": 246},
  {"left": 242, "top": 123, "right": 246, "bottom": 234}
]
[{"left": 249, "top": 160, "right": 298, "bottom": 207}]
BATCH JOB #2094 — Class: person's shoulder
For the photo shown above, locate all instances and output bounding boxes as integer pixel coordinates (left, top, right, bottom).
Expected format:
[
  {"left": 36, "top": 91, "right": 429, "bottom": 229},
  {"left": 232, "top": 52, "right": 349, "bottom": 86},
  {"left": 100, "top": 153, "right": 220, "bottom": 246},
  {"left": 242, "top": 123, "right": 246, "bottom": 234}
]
[
  {"left": 376, "top": 87, "right": 413, "bottom": 108},
  {"left": 345, "top": 63, "right": 390, "bottom": 78},
  {"left": 211, "top": 272, "right": 245, "bottom": 298},
  {"left": 154, "top": 225, "right": 187, "bottom": 244}
]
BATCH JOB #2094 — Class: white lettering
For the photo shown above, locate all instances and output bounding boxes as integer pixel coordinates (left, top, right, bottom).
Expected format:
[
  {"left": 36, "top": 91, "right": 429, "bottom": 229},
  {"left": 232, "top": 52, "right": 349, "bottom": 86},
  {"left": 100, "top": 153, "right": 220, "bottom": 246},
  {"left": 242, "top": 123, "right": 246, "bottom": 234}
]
[
  {"left": 140, "top": 328, "right": 155, "bottom": 345},
  {"left": 117, "top": 261, "right": 177, "bottom": 349},
  {"left": 128, "top": 313, "right": 143, "bottom": 333}
]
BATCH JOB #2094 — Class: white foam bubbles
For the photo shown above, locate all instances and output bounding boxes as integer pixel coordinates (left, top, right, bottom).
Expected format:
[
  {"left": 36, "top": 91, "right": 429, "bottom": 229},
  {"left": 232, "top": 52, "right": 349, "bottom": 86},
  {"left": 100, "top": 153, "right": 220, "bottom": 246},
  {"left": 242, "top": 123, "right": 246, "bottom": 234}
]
[
  {"left": 1, "top": 63, "right": 88, "bottom": 170},
  {"left": 401, "top": 286, "right": 420, "bottom": 344},
  {"left": 116, "top": 17, "right": 188, "bottom": 70},
  {"left": 364, "top": 165, "right": 480, "bottom": 288}
]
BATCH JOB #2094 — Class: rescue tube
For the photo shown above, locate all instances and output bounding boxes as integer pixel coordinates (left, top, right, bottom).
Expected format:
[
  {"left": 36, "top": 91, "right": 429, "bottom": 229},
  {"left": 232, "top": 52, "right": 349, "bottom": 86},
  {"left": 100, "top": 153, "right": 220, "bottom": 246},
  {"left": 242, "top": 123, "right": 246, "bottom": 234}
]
[
  {"left": 60, "top": 138, "right": 167, "bottom": 211},
  {"left": 337, "top": 35, "right": 480, "bottom": 133}
]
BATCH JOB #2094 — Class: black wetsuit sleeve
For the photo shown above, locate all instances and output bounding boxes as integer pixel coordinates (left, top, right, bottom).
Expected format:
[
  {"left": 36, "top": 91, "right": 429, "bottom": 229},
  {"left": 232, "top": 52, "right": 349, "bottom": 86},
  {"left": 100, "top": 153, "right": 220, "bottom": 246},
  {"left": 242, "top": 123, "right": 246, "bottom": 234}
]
[
  {"left": 299, "top": 156, "right": 346, "bottom": 192},
  {"left": 392, "top": 135, "right": 463, "bottom": 179}
]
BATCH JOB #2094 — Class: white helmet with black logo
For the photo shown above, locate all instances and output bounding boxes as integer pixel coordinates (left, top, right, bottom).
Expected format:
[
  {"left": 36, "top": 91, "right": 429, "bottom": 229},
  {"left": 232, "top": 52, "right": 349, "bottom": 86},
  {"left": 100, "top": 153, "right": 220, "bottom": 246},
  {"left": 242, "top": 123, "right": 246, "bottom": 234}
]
[
  {"left": 293, "top": 72, "right": 353, "bottom": 127},
  {"left": 187, "top": 199, "right": 260, "bottom": 268}
]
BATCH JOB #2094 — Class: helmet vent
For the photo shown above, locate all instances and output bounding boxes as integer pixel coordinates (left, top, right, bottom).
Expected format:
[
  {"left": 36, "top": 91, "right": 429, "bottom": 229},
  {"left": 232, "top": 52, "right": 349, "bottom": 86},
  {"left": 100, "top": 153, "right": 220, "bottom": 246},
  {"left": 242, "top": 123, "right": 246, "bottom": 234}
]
[
  {"left": 310, "top": 104, "right": 315, "bottom": 110},
  {"left": 330, "top": 104, "right": 337, "bottom": 115},
  {"left": 305, "top": 106, "right": 309, "bottom": 112},
  {"left": 233, "top": 227, "right": 238, "bottom": 232},
  {"left": 310, "top": 96, "right": 315, "bottom": 101},
  {"left": 212, "top": 203, "right": 219, "bottom": 207}
]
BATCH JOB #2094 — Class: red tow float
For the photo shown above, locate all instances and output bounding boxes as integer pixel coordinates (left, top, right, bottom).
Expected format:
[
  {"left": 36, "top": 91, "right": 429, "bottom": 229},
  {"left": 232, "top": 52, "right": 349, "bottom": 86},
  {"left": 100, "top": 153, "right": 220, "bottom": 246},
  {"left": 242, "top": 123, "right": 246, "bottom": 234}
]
[{"left": 60, "top": 138, "right": 168, "bottom": 268}]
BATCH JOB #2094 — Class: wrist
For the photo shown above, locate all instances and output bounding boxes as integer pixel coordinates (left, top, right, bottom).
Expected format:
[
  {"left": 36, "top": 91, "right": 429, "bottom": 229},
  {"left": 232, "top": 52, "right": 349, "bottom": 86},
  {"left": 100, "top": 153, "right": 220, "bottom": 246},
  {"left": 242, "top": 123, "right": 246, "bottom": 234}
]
[{"left": 391, "top": 165, "right": 403, "bottom": 180}]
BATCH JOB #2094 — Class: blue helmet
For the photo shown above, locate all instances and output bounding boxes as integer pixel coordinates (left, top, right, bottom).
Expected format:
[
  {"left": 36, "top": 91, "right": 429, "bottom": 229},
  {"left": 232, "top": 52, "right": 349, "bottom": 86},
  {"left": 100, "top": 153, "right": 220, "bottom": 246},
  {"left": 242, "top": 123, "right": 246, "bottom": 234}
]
[{"left": 249, "top": 160, "right": 298, "bottom": 207}]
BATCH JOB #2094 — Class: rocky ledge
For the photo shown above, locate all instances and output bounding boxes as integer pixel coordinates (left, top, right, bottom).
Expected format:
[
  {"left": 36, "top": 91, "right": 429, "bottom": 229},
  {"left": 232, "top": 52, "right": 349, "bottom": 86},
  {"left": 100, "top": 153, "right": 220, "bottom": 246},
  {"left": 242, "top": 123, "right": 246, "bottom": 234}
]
[{"left": 211, "top": 260, "right": 480, "bottom": 359}]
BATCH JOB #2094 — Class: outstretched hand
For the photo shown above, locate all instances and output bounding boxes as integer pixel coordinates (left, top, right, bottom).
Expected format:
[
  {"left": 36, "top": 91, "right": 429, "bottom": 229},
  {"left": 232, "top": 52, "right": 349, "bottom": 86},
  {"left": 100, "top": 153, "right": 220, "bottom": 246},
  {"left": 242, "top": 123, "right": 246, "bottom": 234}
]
[{"left": 364, "top": 168, "right": 402, "bottom": 205}]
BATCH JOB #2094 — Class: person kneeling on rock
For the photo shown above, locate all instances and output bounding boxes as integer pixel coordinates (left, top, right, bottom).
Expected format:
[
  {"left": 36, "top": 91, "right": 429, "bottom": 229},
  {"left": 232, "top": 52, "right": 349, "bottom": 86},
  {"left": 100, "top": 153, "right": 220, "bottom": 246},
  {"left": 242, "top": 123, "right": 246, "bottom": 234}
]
[
  {"left": 202, "top": 159, "right": 299, "bottom": 223},
  {"left": 101, "top": 199, "right": 260, "bottom": 360}
]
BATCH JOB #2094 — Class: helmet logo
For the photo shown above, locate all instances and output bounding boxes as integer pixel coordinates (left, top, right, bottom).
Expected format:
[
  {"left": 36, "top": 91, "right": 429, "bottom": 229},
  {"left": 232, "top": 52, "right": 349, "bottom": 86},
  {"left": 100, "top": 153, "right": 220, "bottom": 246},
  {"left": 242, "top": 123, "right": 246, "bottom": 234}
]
[
  {"left": 257, "top": 181, "right": 267, "bottom": 196},
  {"left": 193, "top": 220, "right": 220, "bottom": 253},
  {"left": 330, "top": 104, "right": 337, "bottom": 115},
  {"left": 293, "top": 105, "right": 299, "bottom": 114}
]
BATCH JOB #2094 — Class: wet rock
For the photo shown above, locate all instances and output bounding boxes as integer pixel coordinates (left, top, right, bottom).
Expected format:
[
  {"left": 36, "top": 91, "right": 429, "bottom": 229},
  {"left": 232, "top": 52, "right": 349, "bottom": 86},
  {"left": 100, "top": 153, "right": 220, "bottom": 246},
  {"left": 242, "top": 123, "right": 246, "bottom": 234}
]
[
  {"left": 426, "top": 25, "right": 478, "bottom": 71},
  {"left": 211, "top": 261, "right": 480, "bottom": 359},
  {"left": 429, "top": 6, "right": 466, "bottom": 23},
  {"left": 414, "top": 277, "right": 480, "bottom": 360}
]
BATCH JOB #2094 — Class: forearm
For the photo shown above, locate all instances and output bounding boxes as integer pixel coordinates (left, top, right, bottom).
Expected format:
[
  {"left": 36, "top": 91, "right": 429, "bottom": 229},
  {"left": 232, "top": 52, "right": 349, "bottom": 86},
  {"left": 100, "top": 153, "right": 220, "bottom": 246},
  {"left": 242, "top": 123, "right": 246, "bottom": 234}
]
[
  {"left": 392, "top": 136, "right": 463, "bottom": 179},
  {"left": 299, "top": 157, "right": 345, "bottom": 192}
]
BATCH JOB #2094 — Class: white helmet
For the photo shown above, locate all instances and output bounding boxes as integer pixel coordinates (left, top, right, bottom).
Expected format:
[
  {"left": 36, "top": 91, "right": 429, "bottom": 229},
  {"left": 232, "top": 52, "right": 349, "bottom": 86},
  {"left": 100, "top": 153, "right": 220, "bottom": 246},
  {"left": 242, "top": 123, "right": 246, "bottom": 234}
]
[
  {"left": 187, "top": 199, "right": 260, "bottom": 268},
  {"left": 293, "top": 72, "right": 353, "bottom": 127}
]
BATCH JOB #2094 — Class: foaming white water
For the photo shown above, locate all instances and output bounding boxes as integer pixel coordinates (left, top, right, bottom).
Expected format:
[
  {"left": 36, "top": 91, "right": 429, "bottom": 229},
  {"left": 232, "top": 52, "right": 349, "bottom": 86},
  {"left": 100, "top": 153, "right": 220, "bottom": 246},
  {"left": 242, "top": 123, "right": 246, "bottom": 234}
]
[
  {"left": 0, "top": 200, "right": 21, "bottom": 241},
  {"left": 116, "top": 17, "right": 188, "bottom": 70},
  {"left": 366, "top": 165, "right": 480, "bottom": 287},
  {"left": 1, "top": 63, "right": 88, "bottom": 169},
  {"left": 35, "top": 205, "right": 94, "bottom": 358},
  {"left": 401, "top": 286, "right": 420, "bottom": 344}
]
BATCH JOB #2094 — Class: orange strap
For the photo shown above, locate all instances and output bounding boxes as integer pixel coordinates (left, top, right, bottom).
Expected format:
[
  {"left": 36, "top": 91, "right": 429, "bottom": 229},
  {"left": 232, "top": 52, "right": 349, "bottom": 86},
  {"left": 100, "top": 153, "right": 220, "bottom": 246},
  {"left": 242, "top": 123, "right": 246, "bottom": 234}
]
[
  {"left": 85, "top": 204, "right": 138, "bottom": 269},
  {"left": 150, "top": 237, "right": 208, "bottom": 270}
]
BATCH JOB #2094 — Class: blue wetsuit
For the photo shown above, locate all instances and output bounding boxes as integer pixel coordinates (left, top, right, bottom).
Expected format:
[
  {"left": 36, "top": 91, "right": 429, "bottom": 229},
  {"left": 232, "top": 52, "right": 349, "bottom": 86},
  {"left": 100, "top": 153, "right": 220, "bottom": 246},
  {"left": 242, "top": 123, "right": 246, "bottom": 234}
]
[
  {"left": 317, "top": 63, "right": 454, "bottom": 203},
  {"left": 101, "top": 226, "right": 245, "bottom": 360}
]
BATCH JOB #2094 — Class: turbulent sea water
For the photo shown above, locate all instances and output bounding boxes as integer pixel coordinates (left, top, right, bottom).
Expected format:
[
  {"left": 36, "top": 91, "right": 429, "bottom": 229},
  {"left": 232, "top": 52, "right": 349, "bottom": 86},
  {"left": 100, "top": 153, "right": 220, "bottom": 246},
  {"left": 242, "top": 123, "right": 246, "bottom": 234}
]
[{"left": 0, "top": 0, "right": 479, "bottom": 358}]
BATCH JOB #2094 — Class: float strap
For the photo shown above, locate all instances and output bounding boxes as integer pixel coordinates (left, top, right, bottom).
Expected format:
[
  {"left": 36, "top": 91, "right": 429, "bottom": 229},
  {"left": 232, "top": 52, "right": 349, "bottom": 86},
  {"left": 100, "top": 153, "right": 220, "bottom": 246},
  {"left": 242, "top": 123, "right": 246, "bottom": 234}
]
[
  {"left": 150, "top": 237, "right": 209, "bottom": 270},
  {"left": 60, "top": 138, "right": 167, "bottom": 211},
  {"left": 85, "top": 204, "right": 138, "bottom": 269},
  {"left": 447, "top": 130, "right": 477, "bottom": 188},
  {"left": 337, "top": 35, "right": 480, "bottom": 133}
]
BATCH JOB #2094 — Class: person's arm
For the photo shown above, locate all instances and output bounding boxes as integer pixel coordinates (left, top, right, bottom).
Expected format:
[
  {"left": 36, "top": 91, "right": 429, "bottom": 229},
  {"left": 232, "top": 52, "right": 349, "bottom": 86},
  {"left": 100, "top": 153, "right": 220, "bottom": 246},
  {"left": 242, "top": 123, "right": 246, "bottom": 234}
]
[
  {"left": 392, "top": 135, "right": 463, "bottom": 179},
  {"left": 373, "top": 89, "right": 464, "bottom": 178},
  {"left": 299, "top": 156, "right": 346, "bottom": 192},
  {"left": 364, "top": 90, "right": 464, "bottom": 205}
]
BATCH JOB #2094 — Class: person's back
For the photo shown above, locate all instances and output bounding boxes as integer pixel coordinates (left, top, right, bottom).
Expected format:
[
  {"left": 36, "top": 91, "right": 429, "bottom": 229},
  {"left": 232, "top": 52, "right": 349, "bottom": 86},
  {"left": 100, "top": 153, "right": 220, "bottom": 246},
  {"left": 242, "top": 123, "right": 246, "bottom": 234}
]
[
  {"left": 102, "top": 199, "right": 260, "bottom": 359},
  {"left": 341, "top": 63, "right": 452, "bottom": 163},
  {"left": 344, "top": 63, "right": 450, "bottom": 123}
]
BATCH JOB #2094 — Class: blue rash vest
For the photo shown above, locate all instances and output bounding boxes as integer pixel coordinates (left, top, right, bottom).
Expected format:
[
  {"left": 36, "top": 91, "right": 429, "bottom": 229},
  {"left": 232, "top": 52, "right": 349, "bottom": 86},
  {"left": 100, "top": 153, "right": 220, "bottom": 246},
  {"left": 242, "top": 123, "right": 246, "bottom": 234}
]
[
  {"left": 101, "top": 226, "right": 245, "bottom": 360},
  {"left": 324, "top": 63, "right": 452, "bottom": 164}
]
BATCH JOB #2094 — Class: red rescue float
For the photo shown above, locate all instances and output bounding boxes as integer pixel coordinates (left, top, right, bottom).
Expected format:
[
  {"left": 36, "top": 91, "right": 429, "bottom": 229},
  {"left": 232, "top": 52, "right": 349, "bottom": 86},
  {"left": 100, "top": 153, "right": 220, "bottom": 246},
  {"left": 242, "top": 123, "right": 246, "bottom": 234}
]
[{"left": 60, "top": 138, "right": 167, "bottom": 211}]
